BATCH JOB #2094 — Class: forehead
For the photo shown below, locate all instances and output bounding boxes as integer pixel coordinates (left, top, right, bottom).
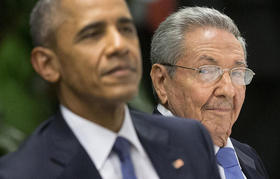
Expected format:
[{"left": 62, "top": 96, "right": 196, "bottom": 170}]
[
  {"left": 182, "top": 27, "right": 245, "bottom": 66},
  {"left": 52, "top": 0, "right": 132, "bottom": 47},
  {"left": 59, "top": 0, "right": 131, "bottom": 23}
]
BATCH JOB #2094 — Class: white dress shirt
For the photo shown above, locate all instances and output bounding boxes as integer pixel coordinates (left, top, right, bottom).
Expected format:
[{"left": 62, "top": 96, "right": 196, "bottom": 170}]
[
  {"left": 157, "top": 104, "right": 247, "bottom": 179},
  {"left": 61, "top": 105, "right": 159, "bottom": 179}
]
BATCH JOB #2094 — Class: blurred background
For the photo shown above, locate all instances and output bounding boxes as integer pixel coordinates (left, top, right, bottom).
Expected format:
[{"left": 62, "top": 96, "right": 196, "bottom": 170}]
[{"left": 0, "top": 0, "right": 279, "bottom": 178}]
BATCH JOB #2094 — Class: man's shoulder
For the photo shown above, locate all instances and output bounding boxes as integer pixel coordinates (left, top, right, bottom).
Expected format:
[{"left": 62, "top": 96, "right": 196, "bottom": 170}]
[
  {"left": 129, "top": 108, "right": 211, "bottom": 146},
  {"left": 0, "top": 115, "right": 61, "bottom": 178},
  {"left": 231, "top": 137, "right": 267, "bottom": 160},
  {"left": 130, "top": 108, "right": 202, "bottom": 130},
  {"left": 1, "top": 116, "right": 56, "bottom": 155},
  {"left": 231, "top": 137, "right": 263, "bottom": 161},
  {"left": 0, "top": 117, "right": 54, "bottom": 153},
  {"left": 231, "top": 137, "right": 269, "bottom": 178},
  {"left": 231, "top": 138, "right": 255, "bottom": 153},
  {"left": 129, "top": 108, "right": 220, "bottom": 179},
  {"left": 130, "top": 107, "right": 200, "bottom": 124}
]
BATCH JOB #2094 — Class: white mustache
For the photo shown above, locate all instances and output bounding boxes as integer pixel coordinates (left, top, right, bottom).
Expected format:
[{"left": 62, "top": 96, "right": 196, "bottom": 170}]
[{"left": 203, "top": 100, "right": 233, "bottom": 110}]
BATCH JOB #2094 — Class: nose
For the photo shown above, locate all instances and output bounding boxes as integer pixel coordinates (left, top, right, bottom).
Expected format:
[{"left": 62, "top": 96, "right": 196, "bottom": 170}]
[
  {"left": 213, "top": 72, "right": 235, "bottom": 99},
  {"left": 106, "top": 27, "right": 128, "bottom": 57}
]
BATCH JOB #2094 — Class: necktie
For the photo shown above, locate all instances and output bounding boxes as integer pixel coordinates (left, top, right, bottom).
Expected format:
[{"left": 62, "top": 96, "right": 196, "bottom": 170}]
[
  {"left": 216, "top": 147, "right": 244, "bottom": 179},
  {"left": 113, "top": 136, "right": 137, "bottom": 179}
]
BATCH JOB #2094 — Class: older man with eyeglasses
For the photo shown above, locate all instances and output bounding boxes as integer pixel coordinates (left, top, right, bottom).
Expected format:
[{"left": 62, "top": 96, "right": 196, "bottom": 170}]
[{"left": 150, "top": 7, "right": 269, "bottom": 179}]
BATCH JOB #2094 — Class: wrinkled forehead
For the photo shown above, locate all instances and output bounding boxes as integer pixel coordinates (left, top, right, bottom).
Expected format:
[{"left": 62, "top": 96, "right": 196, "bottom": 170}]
[{"left": 182, "top": 27, "right": 245, "bottom": 65}]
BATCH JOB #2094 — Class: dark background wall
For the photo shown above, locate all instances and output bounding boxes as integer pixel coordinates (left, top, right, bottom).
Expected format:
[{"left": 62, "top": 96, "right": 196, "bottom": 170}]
[{"left": 0, "top": 0, "right": 279, "bottom": 178}]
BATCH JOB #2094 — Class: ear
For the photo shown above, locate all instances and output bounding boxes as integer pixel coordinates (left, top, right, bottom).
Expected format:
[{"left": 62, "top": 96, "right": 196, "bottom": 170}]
[
  {"left": 150, "top": 64, "right": 169, "bottom": 105},
  {"left": 31, "top": 47, "right": 60, "bottom": 83}
]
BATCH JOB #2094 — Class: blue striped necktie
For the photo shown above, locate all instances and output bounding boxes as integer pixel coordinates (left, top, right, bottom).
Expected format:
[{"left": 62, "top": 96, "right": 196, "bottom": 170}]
[
  {"left": 216, "top": 147, "right": 244, "bottom": 179},
  {"left": 113, "top": 136, "right": 137, "bottom": 179}
]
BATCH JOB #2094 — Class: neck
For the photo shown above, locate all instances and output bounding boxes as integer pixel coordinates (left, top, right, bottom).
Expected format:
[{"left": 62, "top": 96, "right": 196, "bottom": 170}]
[{"left": 59, "top": 93, "right": 126, "bottom": 133}]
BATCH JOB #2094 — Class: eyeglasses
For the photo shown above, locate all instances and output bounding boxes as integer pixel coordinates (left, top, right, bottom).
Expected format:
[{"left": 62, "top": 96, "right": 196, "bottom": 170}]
[{"left": 161, "top": 63, "right": 255, "bottom": 86}]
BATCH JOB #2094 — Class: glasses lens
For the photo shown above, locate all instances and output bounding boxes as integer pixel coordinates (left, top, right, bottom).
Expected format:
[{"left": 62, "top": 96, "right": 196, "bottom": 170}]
[
  {"left": 244, "top": 69, "right": 255, "bottom": 85},
  {"left": 231, "top": 68, "right": 255, "bottom": 85},
  {"left": 197, "top": 65, "right": 221, "bottom": 83}
]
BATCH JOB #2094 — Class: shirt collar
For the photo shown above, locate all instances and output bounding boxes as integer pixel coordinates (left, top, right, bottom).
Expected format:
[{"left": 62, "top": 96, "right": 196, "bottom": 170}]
[
  {"left": 118, "top": 105, "right": 146, "bottom": 157},
  {"left": 157, "top": 104, "right": 174, "bottom": 117},
  {"left": 61, "top": 105, "right": 145, "bottom": 170},
  {"left": 214, "top": 138, "right": 234, "bottom": 154}
]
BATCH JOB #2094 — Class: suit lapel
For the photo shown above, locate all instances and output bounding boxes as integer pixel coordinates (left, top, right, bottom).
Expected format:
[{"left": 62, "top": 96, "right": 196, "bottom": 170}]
[
  {"left": 48, "top": 113, "right": 102, "bottom": 179},
  {"left": 131, "top": 110, "right": 193, "bottom": 179},
  {"left": 56, "top": 148, "right": 101, "bottom": 179},
  {"left": 235, "top": 145, "right": 263, "bottom": 179}
]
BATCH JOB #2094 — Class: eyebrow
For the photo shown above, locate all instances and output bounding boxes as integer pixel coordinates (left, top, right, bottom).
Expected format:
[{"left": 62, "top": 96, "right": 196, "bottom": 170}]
[
  {"left": 74, "top": 21, "right": 105, "bottom": 43},
  {"left": 198, "top": 55, "right": 217, "bottom": 64},
  {"left": 74, "top": 17, "right": 134, "bottom": 43},
  {"left": 236, "top": 61, "right": 247, "bottom": 67},
  {"left": 117, "top": 17, "right": 134, "bottom": 25},
  {"left": 198, "top": 55, "right": 247, "bottom": 67}
]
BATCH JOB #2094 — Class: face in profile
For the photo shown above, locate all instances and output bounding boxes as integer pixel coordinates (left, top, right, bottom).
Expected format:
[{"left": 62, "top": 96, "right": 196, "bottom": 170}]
[
  {"left": 45, "top": 0, "right": 142, "bottom": 106},
  {"left": 158, "top": 27, "right": 246, "bottom": 147}
]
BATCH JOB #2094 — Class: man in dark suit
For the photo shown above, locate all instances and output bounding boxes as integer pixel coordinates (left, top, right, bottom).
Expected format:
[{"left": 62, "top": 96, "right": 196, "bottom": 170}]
[
  {"left": 0, "top": 1, "right": 220, "bottom": 179},
  {"left": 150, "top": 7, "right": 269, "bottom": 179}
]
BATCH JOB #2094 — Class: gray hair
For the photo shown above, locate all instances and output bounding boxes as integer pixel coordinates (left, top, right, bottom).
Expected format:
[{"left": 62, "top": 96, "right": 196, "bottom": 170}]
[
  {"left": 150, "top": 6, "right": 247, "bottom": 76},
  {"left": 30, "top": 0, "right": 61, "bottom": 47}
]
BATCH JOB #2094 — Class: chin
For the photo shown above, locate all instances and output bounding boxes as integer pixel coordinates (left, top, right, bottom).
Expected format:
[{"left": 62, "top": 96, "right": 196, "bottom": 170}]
[{"left": 106, "top": 86, "right": 139, "bottom": 104}]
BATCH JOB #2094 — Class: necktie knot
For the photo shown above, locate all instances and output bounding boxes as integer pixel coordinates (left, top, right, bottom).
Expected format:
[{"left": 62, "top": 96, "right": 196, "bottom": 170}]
[
  {"left": 113, "top": 136, "right": 131, "bottom": 162},
  {"left": 216, "top": 147, "right": 244, "bottom": 179},
  {"left": 216, "top": 147, "right": 239, "bottom": 168}
]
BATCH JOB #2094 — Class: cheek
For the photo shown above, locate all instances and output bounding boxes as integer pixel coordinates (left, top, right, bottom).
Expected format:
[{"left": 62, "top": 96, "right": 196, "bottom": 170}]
[
  {"left": 235, "top": 86, "right": 245, "bottom": 106},
  {"left": 167, "top": 77, "right": 211, "bottom": 120},
  {"left": 60, "top": 52, "right": 100, "bottom": 91},
  {"left": 185, "top": 88, "right": 211, "bottom": 120},
  {"left": 234, "top": 87, "right": 246, "bottom": 116},
  {"left": 130, "top": 45, "right": 142, "bottom": 74}
]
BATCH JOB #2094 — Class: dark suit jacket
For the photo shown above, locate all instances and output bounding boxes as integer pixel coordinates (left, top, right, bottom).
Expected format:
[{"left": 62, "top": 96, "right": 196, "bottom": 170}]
[
  {"left": 153, "top": 107, "right": 269, "bottom": 179},
  {"left": 0, "top": 109, "right": 220, "bottom": 179},
  {"left": 231, "top": 138, "right": 269, "bottom": 179}
]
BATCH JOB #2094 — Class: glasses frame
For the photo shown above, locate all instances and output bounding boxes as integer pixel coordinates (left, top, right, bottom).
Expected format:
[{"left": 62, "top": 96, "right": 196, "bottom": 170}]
[{"left": 161, "top": 63, "right": 255, "bottom": 85}]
